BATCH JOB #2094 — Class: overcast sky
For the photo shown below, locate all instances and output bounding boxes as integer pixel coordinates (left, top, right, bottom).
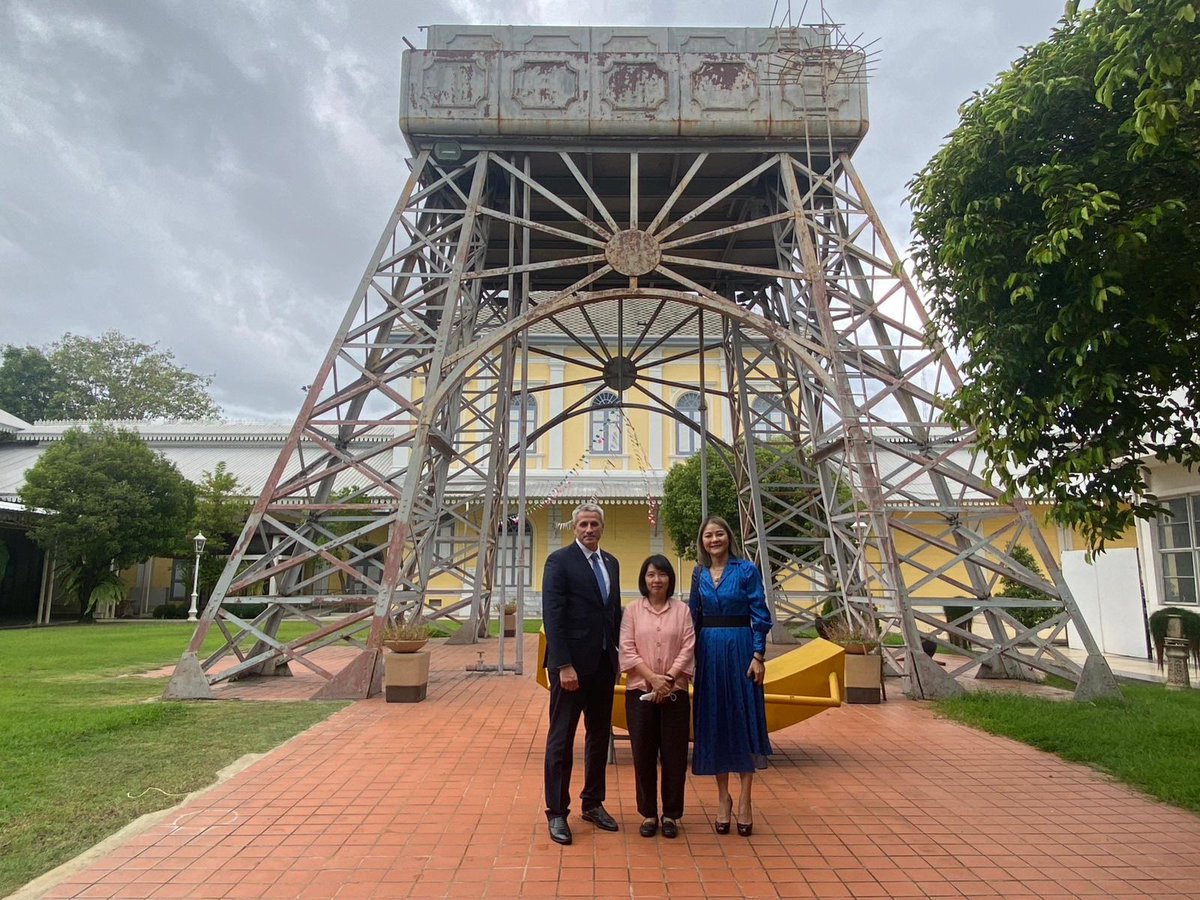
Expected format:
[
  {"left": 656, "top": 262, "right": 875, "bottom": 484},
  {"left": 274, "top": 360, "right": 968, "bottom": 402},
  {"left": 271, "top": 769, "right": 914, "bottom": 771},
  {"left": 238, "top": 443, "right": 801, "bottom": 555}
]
[{"left": 0, "top": 0, "right": 1067, "bottom": 421}]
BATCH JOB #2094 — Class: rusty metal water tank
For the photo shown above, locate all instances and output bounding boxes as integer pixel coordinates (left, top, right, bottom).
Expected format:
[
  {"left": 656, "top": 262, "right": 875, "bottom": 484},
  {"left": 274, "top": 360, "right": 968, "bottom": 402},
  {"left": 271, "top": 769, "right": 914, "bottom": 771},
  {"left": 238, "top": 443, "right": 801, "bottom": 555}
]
[{"left": 399, "top": 25, "right": 869, "bottom": 150}]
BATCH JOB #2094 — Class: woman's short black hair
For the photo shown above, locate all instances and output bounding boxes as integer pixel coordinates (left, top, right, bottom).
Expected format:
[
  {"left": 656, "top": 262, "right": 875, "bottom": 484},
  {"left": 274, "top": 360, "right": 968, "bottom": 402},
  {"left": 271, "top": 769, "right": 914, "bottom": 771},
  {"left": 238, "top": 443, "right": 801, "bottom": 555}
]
[{"left": 638, "top": 554, "right": 677, "bottom": 599}]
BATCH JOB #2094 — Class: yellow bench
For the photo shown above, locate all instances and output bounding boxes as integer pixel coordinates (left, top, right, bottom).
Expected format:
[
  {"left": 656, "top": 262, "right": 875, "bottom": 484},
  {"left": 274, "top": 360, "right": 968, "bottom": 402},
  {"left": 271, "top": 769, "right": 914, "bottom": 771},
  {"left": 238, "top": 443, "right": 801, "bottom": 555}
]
[{"left": 535, "top": 630, "right": 845, "bottom": 732}]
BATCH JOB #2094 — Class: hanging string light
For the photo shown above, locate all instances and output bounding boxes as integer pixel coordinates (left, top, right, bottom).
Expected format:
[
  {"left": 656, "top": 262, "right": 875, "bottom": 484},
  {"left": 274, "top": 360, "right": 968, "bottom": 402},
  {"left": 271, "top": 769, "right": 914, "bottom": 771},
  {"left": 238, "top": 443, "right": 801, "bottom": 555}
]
[
  {"left": 526, "top": 447, "right": 589, "bottom": 512},
  {"left": 620, "top": 409, "right": 660, "bottom": 527}
]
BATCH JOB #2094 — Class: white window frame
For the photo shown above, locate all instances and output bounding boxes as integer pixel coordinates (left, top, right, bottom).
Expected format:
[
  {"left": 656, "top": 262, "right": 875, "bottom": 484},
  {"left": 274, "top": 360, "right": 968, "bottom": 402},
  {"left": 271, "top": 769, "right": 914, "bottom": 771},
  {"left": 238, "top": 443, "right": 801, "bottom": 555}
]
[
  {"left": 509, "top": 394, "right": 538, "bottom": 454},
  {"left": 675, "top": 390, "right": 703, "bottom": 457},
  {"left": 1156, "top": 493, "right": 1200, "bottom": 606},
  {"left": 496, "top": 519, "right": 533, "bottom": 587},
  {"left": 590, "top": 390, "right": 623, "bottom": 456}
]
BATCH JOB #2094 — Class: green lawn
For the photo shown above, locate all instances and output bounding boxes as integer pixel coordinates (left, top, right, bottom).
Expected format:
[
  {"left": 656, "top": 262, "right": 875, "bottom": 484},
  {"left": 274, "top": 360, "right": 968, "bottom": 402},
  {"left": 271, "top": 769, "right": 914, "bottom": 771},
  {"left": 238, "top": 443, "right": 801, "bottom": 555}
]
[
  {"left": 934, "top": 680, "right": 1200, "bottom": 814},
  {"left": 428, "top": 617, "right": 543, "bottom": 637},
  {"left": 0, "top": 623, "right": 347, "bottom": 896}
]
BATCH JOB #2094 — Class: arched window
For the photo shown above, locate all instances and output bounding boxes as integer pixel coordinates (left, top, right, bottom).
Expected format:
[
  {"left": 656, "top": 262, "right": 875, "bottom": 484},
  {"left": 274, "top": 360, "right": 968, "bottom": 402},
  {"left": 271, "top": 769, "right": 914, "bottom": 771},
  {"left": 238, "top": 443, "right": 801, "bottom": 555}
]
[
  {"left": 509, "top": 394, "right": 537, "bottom": 453},
  {"left": 590, "top": 390, "right": 622, "bottom": 455},
  {"left": 676, "top": 391, "right": 703, "bottom": 457},
  {"left": 497, "top": 518, "right": 533, "bottom": 587},
  {"left": 751, "top": 395, "right": 786, "bottom": 440}
]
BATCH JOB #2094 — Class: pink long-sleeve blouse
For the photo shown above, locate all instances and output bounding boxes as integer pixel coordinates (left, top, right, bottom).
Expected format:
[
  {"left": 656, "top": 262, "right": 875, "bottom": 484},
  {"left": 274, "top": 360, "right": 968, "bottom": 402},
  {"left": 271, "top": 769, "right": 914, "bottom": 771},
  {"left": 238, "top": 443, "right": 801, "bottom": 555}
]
[{"left": 618, "top": 597, "right": 696, "bottom": 691}]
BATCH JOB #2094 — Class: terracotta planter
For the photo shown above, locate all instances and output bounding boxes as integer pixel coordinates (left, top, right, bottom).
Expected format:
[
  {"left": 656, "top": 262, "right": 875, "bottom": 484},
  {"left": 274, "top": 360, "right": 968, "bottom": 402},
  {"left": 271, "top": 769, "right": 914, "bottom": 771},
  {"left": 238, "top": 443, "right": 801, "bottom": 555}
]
[
  {"left": 383, "top": 638, "right": 429, "bottom": 654},
  {"left": 503, "top": 613, "right": 516, "bottom": 637}
]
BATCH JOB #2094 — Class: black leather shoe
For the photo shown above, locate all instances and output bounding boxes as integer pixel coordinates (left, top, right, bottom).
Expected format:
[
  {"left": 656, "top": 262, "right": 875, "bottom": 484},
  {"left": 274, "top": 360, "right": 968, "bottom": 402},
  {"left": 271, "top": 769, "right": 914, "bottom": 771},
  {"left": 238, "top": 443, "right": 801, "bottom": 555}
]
[
  {"left": 581, "top": 804, "right": 619, "bottom": 832},
  {"left": 548, "top": 816, "right": 572, "bottom": 845},
  {"left": 661, "top": 818, "right": 679, "bottom": 839},
  {"left": 638, "top": 817, "right": 657, "bottom": 838}
]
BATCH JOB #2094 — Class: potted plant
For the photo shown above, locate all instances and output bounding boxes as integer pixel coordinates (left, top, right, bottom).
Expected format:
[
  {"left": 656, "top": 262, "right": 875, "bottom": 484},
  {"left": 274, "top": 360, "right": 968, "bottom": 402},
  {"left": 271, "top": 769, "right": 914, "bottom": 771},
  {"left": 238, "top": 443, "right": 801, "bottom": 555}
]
[
  {"left": 816, "top": 616, "right": 881, "bottom": 653},
  {"left": 1149, "top": 607, "right": 1200, "bottom": 670},
  {"left": 381, "top": 621, "right": 432, "bottom": 703},
  {"left": 818, "top": 616, "right": 883, "bottom": 704},
  {"left": 382, "top": 621, "right": 430, "bottom": 653},
  {"left": 503, "top": 601, "right": 518, "bottom": 637}
]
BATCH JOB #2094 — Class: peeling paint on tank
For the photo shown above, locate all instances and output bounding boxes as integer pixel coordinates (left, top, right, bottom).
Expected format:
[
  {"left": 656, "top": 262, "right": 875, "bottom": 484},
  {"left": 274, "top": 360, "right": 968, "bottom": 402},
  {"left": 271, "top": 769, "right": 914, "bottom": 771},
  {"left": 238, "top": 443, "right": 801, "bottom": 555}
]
[{"left": 400, "top": 27, "right": 868, "bottom": 144}]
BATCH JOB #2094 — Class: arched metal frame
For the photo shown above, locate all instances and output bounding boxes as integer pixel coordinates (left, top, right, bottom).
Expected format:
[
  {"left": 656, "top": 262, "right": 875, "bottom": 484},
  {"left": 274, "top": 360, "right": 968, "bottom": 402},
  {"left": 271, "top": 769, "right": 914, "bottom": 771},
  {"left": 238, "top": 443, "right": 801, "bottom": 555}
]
[{"left": 165, "top": 86, "right": 1118, "bottom": 705}]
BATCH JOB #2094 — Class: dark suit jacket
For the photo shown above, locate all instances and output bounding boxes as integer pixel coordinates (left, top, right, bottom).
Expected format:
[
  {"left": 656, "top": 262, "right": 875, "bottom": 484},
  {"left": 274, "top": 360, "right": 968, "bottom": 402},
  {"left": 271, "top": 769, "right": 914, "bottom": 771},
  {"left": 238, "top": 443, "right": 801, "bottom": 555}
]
[{"left": 542, "top": 542, "right": 621, "bottom": 677}]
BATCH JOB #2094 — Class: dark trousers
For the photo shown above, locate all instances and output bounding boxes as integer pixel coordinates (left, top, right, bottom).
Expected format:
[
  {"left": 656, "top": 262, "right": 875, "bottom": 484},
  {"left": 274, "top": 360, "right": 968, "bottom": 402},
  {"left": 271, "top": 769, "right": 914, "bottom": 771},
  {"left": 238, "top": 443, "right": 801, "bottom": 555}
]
[
  {"left": 544, "top": 655, "right": 615, "bottom": 818},
  {"left": 625, "top": 688, "right": 690, "bottom": 820}
]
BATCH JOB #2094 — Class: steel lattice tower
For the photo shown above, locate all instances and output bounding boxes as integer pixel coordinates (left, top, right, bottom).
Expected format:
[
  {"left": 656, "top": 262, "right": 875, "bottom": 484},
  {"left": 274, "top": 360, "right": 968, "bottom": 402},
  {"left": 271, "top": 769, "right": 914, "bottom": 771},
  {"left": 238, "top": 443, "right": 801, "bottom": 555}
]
[{"left": 166, "top": 24, "right": 1119, "bottom": 702}]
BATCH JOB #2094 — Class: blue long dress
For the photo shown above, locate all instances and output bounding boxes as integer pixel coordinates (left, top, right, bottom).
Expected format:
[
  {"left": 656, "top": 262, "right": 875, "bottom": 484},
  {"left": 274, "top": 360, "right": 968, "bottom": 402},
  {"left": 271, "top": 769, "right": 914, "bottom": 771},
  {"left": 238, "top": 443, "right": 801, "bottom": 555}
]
[{"left": 689, "top": 556, "right": 773, "bottom": 775}]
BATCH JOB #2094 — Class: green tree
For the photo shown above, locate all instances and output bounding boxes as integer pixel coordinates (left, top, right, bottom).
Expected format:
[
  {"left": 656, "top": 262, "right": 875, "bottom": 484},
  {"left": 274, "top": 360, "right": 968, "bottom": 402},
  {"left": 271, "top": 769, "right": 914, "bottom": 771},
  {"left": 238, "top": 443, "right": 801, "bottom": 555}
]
[
  {"left": 908, "top": 0, "right": 1200, "bottom": 551},
  {"left": 181, "top": 462, "right": 251, "bottom": 607},
  {"left": 19, "top": 425, "right": 195, "bottom": 620},
  {"left": 997, "top": 544, "right": 1057, "bottom": 631},
  {"left": 189, "top": 462, "right": 250, "bottom": 554},
  {"left": 661, "top": 442, "right": 839, "bottom": 563},
  {"left": 0, "top": 345, "right": 63, "bottom": 422},
  {"left": 47, "top": 331, "right": 220, "bottom": 420},
  {"left": 661, "top": 446, "right": 741, "bottom": 559}
]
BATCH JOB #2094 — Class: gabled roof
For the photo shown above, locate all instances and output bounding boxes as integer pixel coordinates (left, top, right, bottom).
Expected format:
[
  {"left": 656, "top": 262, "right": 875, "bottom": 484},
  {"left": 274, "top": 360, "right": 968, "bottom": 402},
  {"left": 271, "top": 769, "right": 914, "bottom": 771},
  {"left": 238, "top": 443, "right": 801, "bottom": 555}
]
[{"left": 0, "top": 408, "right": 32, "bottom": 434}]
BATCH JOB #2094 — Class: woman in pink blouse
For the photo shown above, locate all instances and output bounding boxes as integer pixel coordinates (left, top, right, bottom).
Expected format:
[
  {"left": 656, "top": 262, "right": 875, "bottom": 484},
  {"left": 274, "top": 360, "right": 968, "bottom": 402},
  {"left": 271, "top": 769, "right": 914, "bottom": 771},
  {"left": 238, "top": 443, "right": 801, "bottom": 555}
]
[{"left": 619, "top": 555, "right": 696, "bottom": 838}]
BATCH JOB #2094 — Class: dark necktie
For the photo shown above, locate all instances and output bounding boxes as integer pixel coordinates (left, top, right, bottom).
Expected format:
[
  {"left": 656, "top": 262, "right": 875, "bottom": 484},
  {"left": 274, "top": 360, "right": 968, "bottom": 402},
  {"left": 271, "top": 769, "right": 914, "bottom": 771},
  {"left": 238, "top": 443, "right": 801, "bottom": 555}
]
[
  {"left": 591, "top": 552, "right": 610, "bottom": 650},
  {"left": 590, "top": 552, "right": 607, "bottom": 602}
]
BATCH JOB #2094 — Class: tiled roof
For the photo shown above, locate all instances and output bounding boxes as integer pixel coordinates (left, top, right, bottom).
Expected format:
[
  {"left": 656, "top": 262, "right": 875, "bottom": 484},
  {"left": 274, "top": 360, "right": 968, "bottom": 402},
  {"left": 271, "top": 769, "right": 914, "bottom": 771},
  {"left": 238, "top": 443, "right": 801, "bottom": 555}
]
[
  {"left": 0, "top": 421, "right": 393, "bottom": 501},
  {"left": 12, "top": 420, "right": 297, "bottom": 442},
  {"left": 0, "top": 408, "right": 32, "bottom": 434}
]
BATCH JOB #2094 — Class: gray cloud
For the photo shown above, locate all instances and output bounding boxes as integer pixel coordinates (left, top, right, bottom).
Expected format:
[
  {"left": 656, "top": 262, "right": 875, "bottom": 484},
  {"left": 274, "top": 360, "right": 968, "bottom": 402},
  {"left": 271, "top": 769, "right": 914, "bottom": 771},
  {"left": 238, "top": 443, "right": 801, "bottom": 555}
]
[{"left": 0, "top": 0, "right": 1064, "bottom": 421}]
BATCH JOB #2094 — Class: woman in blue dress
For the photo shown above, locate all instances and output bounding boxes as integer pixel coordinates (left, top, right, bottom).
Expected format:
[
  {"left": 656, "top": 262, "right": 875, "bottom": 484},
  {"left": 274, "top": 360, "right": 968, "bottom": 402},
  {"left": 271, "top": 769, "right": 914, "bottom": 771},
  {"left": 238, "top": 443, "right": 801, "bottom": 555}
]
[{"left": 688, "top": 515, "right": 772, "bottom": 837}]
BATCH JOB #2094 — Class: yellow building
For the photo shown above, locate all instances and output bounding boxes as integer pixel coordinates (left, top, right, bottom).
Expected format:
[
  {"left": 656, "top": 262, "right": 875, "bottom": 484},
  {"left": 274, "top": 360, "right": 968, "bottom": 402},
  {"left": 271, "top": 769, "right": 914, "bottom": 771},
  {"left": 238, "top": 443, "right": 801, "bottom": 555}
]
[{"left": 0, "top": 385, "right": 1167, "bottom": 663}]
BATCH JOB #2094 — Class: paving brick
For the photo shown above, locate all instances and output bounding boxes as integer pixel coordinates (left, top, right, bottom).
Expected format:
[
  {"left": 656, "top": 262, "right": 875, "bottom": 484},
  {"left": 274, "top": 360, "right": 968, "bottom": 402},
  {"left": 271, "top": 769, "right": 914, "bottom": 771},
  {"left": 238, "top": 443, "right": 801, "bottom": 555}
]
[{"left": 34, "top": 636, "right": 1200, "bottom": 899}]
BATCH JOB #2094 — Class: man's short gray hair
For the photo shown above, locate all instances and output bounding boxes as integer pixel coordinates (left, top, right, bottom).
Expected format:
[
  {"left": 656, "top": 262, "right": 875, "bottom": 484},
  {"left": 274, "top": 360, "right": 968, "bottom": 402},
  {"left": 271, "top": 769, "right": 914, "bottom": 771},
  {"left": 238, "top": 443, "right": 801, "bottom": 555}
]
[{"left": 571, "top": 502, "right": 605, "bottom": 525}]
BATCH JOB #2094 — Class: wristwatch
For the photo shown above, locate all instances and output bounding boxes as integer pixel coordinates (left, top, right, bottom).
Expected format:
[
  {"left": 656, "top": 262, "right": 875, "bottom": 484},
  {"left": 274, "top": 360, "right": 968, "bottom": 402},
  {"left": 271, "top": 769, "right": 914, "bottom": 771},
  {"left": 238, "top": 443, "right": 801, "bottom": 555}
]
[{"left": 753, "top": 653, "right": 765, "bottom": 663}]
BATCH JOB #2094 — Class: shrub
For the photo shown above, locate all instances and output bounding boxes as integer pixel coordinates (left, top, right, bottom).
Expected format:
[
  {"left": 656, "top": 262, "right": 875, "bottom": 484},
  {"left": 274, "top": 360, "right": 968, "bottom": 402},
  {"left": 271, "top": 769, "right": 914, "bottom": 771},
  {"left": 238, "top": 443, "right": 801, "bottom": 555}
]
[
  {"left": 222, "top": 603, "right": 267, "bottom": 620},
  {"left": 152, "top": 601, "right": 267, "bottom": 620}
]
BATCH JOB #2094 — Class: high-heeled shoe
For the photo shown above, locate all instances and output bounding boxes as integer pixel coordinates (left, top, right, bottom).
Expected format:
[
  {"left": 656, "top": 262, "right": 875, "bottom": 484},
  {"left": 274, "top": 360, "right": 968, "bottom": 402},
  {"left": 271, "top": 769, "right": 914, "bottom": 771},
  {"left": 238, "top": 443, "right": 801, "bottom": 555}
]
[
  {"left": 714, "top": 796, "right": 732, "bottom": 834},
  {"left": 736, "top": 802, "right": 753, "bottom": 836}
]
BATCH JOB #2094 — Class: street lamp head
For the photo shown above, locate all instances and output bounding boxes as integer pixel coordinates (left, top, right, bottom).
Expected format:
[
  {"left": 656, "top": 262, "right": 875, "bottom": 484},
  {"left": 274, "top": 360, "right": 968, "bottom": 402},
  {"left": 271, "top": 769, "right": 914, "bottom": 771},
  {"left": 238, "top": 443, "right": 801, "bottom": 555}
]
[{"left": 194, "top": 532, "right": 207, "bottom": 555}]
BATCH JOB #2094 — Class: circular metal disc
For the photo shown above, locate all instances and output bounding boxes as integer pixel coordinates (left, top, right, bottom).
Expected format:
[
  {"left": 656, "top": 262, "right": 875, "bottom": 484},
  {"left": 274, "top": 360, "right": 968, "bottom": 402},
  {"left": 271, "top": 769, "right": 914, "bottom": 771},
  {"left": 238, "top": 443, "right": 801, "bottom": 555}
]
[{"left": 604, "top": 229, "right": 661, "bottom": 277}]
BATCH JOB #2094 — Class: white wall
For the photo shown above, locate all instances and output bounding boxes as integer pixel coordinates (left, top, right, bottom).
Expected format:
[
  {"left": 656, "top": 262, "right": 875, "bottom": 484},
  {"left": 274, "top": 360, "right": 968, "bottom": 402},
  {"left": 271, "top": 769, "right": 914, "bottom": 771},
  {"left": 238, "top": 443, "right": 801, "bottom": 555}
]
[{"left": 1063, "top": 548, "right": 1150, "bottom": 659}]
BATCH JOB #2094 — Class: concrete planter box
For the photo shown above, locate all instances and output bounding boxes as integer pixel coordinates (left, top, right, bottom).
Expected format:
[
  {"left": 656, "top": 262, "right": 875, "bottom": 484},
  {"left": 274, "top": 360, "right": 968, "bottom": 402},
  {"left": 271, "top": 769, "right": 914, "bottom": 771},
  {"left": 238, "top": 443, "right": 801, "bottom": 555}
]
[
  {"left": 844, "top": 653, "right": 883, "bottom": 704},
  {"left": 384, "top": 649, "right": 430, "bottom": 702}
]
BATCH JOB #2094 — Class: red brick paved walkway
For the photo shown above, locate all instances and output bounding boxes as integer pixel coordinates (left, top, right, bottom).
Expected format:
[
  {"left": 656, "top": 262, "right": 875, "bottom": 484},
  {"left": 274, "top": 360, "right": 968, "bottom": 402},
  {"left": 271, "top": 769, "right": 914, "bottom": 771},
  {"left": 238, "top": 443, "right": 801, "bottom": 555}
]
[{"left": 37, "top": 636, "right": 1200, "bottom": 899}]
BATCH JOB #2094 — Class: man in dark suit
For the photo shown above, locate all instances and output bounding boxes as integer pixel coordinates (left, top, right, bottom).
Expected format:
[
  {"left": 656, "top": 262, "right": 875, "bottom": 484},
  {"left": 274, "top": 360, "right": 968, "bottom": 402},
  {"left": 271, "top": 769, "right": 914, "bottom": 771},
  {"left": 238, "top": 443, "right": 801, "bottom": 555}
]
[{"left": 542, "top": 502, "right": 622, "bottom": 845}]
